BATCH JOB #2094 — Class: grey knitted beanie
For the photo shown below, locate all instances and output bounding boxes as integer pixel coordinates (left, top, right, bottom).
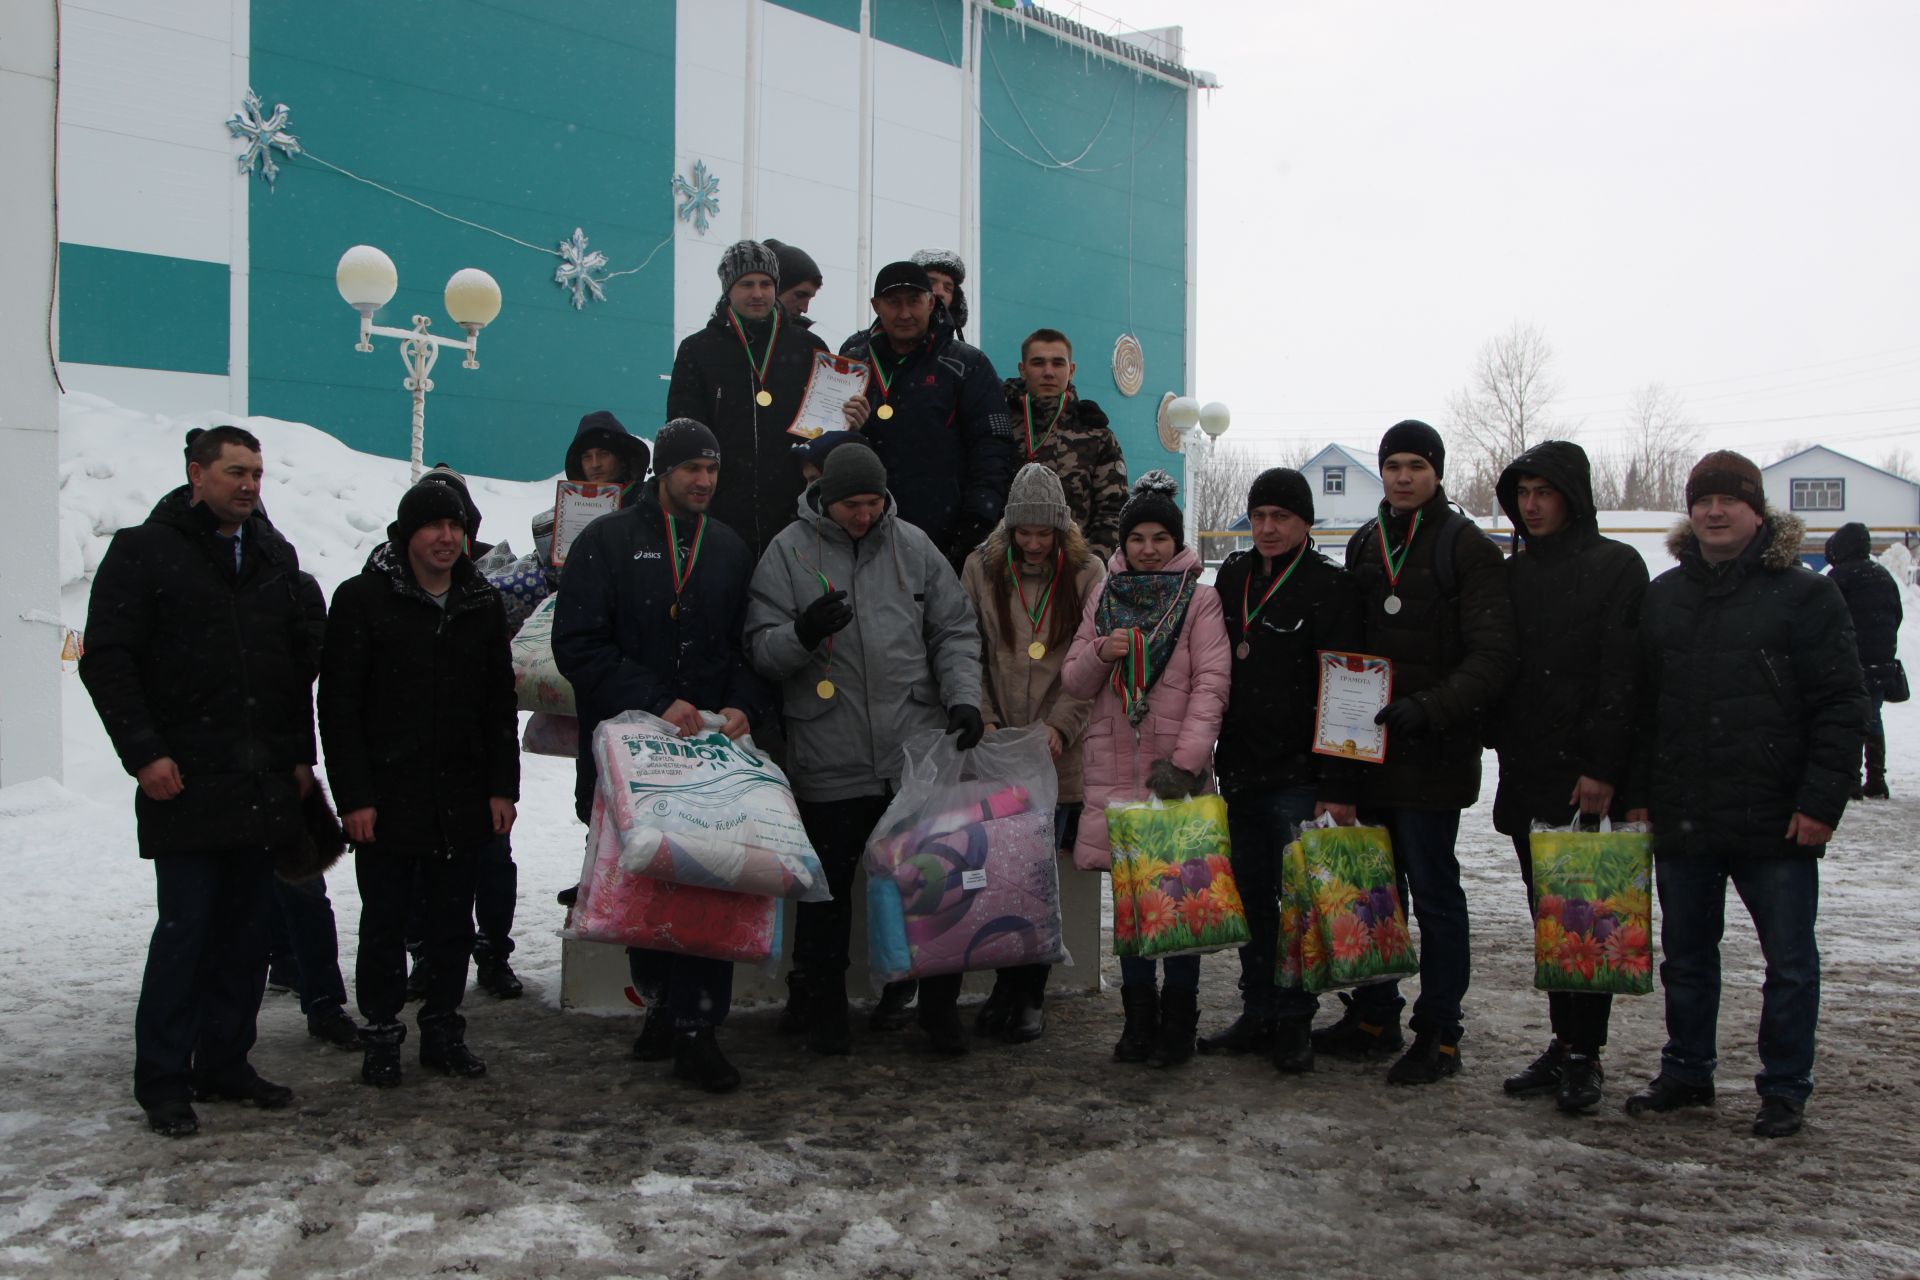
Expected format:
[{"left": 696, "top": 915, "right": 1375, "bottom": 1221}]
[{"left": 1002, "top": 463, "right": 1072, "bottom": 533}]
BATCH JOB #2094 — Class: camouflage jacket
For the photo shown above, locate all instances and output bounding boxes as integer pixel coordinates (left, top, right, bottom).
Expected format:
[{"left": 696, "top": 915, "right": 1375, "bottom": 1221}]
[{"left": 1002, "top": 378, "right": 1129, "bottom": 562}]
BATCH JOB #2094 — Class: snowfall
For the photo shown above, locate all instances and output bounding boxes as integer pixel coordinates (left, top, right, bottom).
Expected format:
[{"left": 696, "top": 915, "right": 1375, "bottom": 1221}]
[{"left": 2, "top": 393, "right": 1917, "bottom": 1280}]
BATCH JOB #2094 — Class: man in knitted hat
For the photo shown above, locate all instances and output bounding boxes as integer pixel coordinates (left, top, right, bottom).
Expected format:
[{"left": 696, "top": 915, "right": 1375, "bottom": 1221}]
[
  {"left": 1318, "top": 419, "right": 1515, "bottom": 1086},
  {"left": 1620, "top": 449, "right": 1866, "bottom": 1139},
  {"left": 764, "top": 238, "right": 824, "bottom": 329},
  {"left": 668, "top": 240, "right": 869, "bottom": 560},
  {"left": 320, "top": 479, "right": 519, "bottom": 1091},
  {"left": 840, "top": 260, "right": 1014, "bottom": 570},
  {"left": 1200, "top": 468, "right": 1365, "bottom": 1071},
  {"left": 747, "top": 442, "right": 985, "bottom": 1058},
  {"left": 911, "top": 248, "right": 969, "bottom": 340},
  {"left": 1002, "top": 328, "right": 1129, "bottom": 561},
  {"left": 554, "top": 417, "right": 772, "bottom": 1094}
]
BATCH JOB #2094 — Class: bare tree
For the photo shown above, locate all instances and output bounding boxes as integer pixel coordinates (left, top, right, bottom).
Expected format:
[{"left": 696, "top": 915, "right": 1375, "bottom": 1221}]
[
  {"left": 1184, "top": 443, "right": 1269, "bottom": 564},
  {"left": 1772, "top": 439, "right": 1812, "bottom": 463},
  {"left": 1445, "top": 321, "right": 1567, "bottom": 515},
  {"left": 1881, "top": 447, "right": 1919, "bottom": 482},
  {"left": 1617, "top": 383, "right": 1700, "bottom": 511}
]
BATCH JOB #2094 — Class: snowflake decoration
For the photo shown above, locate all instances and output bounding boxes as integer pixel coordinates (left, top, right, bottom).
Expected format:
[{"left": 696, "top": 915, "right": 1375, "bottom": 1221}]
[
  {"left": 226, "top": 89, "right": 301, "bottom": 188},
  {"left": 553, "top": 227, "right": 609, "bottom": 309},
  {"left": 671, "top": 160, "right": 720, "bottom": 235}
]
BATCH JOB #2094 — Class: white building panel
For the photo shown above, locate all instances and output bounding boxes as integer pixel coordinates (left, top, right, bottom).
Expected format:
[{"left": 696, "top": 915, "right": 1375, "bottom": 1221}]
[
  {"left": 57, "top": 128, "right": 234, "bottom": 264},
  {"left": 1764, "top": 445, "right": 1920, "bottom": 530}
]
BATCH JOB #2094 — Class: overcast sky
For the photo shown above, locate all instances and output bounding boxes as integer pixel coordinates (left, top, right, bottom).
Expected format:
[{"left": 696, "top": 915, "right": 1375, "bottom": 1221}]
[{"left": 1093, "top": 0, "right": 1920, "bottom": 470}]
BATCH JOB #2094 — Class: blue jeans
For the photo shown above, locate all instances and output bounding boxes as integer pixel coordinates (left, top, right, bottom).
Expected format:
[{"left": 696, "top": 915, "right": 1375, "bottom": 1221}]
[
  {"left": 627, "top": 949, "right": 734, "bottom": 1030},
  {"left": 1224, "top": 786, "right": 1320, "bottom": 1022},
  {"left": 1348, "top": 807, "right": 1469, "bottom": 1035},
  {"left": 1119, "top": 955, "right": 1201, "bottom": 991},
  {"left": 1655, "top": 853, "right": 1820, "bottom": 1102}
]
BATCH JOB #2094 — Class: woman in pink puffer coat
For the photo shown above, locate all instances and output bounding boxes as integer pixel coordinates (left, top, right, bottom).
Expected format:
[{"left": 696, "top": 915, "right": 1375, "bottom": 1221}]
[{"left": 1061, "top": 472, "right": 1232, "bottom": 1068}]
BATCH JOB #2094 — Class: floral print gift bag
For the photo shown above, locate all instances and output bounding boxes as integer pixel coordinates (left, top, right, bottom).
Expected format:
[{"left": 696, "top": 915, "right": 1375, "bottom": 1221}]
[
  {"left": 1276, "top": 816, "right": 1418, "bottom": 994},
  {"left": 1107, "top": 795, "right": 1250, "bottom": 959},
  {"left": 1527, "top": 819, "right": 1655, "bottom": 996}
]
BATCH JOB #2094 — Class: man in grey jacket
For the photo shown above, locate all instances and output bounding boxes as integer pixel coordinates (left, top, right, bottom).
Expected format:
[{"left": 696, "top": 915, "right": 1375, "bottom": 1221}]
[{"left": 747, "top": 444, "right": 985, "bottom": 1058}]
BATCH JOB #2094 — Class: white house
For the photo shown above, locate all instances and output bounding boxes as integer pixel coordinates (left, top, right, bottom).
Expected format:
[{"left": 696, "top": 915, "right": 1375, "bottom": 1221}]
[
  {"left": 1761, "top": 445, "right": 1920, "bottom": 533},
  {"left": 1300, "top": 443, "right": 1386, "bottom": 527}
]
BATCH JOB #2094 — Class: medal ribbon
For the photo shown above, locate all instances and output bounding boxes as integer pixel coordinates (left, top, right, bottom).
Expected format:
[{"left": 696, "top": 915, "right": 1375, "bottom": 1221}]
[
  {"left": 867, "top": 343, "right": 911, "bottom": 410},
  {"left": 1022, "top": 393, "right": 1069, "bottom": 460},
  {"left": 664, "top": 511, "right": 708, "bottom": 608},
  {"left": 1008, "top": 546, "right": 1062, "bottom": 638},
  {"left": 1108, "top": 628, "right": 1150, "bottom": 718},
  {"left": 1378, "top": 509, "right": 1424, "bottom": 592},
  {"left": 727, "top": 307, "right": 781, "bottom": 389},
  {"left": 794, "top": 548, "right": 836, "bottom": 675},
  {"left": 1242, "top": 539, "right": 1310, "bottom": 632}
]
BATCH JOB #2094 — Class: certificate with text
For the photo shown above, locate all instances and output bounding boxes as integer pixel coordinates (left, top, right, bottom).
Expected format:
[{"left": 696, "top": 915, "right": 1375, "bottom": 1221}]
[
  {"left": 551, "top": 480, "right": 623, "bottom": 568},
  {"left": 786, "top": 351, "right": 870, "bottom": 439},
  {"left": 1313, "top": 650, "right": 1393, "bottom": 764}
]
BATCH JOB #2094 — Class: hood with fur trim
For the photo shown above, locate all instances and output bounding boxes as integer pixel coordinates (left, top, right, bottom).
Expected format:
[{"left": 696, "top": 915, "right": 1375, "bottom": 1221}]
[{"left": 1665, "top": 508, "right": 1806, "bottom": 572}]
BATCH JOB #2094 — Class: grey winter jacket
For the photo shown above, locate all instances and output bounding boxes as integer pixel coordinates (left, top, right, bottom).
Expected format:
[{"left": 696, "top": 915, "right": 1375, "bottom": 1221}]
[{"left": 746, "top": 488, "right": 983, "bottom": 802}]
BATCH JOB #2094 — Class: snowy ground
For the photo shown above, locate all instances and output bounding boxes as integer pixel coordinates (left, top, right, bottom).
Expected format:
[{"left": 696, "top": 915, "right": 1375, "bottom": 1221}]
[{"left": 3, "top": 397, "right": 1919, "bottom": 1279}]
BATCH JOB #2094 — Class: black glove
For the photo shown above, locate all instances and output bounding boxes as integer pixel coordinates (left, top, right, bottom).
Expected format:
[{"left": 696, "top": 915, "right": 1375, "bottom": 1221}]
[
  {"left": 1146, "top": 758, "right": 1204, "bottom": 801},
  {"left": 946, "top": 704, "right": 985, "bottom": 751},
  {"left": 795, "top": 589, "right": 853, "bottom": 650},
  {"left": 1374, "top": 697, "right": 1429, "bottom": 739}
]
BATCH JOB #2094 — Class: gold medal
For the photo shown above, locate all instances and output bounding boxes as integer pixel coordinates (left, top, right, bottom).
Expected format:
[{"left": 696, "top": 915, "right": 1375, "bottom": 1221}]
[
  {"left": 1028, "top": 640, "right": 1046, "bottom": 660},
  {"left": 670, "top": 602, "right": 679, "bottom": 619},
  {"left": 876, "top": 403, "right": 894, "bottom": 420},
  {"left": 816, "top": 678, "right": 836, "bottom": 700},
  {"left": 755, "top": 389, "right": 773, "bottom": 408}
]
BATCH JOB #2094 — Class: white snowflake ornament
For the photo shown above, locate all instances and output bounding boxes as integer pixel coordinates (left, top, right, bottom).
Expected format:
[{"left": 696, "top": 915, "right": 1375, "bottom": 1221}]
[
  {"left": 671, "top": 160, "right": 720, "bottom": 235},
  {"left": 554, "top": 227, "right": 608, "bottom": 309},
  {"left": 227, "top": 89, "right": 301, "bottom": 188}
]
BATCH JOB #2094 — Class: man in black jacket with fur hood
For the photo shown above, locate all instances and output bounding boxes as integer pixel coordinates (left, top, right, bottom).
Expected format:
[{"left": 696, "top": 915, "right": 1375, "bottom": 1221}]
[{"left": 1623, "top": 450, "right": 1867, "bottom": 1139}]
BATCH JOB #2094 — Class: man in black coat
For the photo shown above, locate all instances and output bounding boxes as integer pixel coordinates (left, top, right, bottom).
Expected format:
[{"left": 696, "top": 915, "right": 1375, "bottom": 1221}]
[
  {"left": 1824, "top": 521, "right": 1903, "bottom": 799},
  {"left": 1490, "top": 441, "right": 1649, "bottom": 1114},
  {"left": 1623, "top": 450, "right": 1868, "bottom": 1139},
  {"left": 669, "top": 241, "right": 869, "bottom": 560},
  {"left": 1322, "top": 420, "right": 1516, "bottom": 1085},
  {"left": 840, "top": 260, "right": 1015, "bottom": 568},
  {"left": 320, "top": 482, "right": 520, "bottom": 1089},
  {"left": 553, "top": 419, "right": 774, "bottom": 1093},
  {"left": 80, "top": 426, "right": 319, "bottom": 1136},
  {"left": 1199, "top": 468, "right": 1364, "bottom": 1072}
]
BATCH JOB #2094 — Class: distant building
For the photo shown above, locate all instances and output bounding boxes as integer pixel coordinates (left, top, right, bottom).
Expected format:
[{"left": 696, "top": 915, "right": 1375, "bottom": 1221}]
[
  {"left": 1300, "top": 444, "right": 1386, "bottom": 527},
  {"left": 1761, "top": 445, "right": 1920, "bottom": 533}
]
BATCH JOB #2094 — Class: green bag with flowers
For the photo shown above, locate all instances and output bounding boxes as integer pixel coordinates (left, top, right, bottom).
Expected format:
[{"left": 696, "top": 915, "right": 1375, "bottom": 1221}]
[
  {"left": 1276, "top": 819, "right": 1418, "bottom": 993},
  {"left": 1107, "top": 795, "right": 1250, "bottom": 958},
  {"left": 1528, "top": 821, "right": 1654, "bottom": 995}
]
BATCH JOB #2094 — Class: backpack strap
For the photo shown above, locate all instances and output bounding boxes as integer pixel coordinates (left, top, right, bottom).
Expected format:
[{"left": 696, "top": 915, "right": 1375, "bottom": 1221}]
[
  {"left": 1344, "top": 518, "right": 1380, "bottom": 574},
  {"left": 1430, "top": 508, "right": 1476, "bottom": 597}
]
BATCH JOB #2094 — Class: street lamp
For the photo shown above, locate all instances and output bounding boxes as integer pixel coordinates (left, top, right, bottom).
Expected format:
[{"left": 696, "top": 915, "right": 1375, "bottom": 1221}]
[
  {"left": 1164, "top": 395, "right": 1232, "bottom": 560},
  {"left": 335, "top": 245, "right": 502, "bottom": 482}
]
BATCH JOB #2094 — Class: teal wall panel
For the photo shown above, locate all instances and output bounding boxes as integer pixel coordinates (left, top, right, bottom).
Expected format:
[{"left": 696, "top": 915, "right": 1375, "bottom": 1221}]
[
  {"left": 248, "top": 0, "right": 676, "bottom": 480},
  {"left": 767, "top": 0, "right": 859, "bottom": 32},
  {"left": 875, "top": 0, "right": 964, "bottom": 67},
  {"left": 59, "top": 245, "right": 228, "bottom": 376},
  {"left": 977, "top": 23, "right": 1190, "bottom": 495}
]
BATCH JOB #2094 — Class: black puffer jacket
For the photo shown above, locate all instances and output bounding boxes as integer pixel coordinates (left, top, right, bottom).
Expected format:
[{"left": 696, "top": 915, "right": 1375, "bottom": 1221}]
[
  {"left": 319, "top": 547, "right": 520, "bottom": 857},
  {"left": 1213, "top": 543, "right": 1365, "bottom": 803},
  {"left": 1825, "top": 522, "right": 1903, "bottom": 691},
  {"left": 1489, "top": 442, "right": 1649, "bottom": 834},
  {"left": 80, "top": 488, "right": 321, "bottom": 858},
  {"left": 667, "top": 300, "right": 830, "bottom": 560},
  {"left": 1633, "top": 512, "right": 1868, "bottom": 858},
  {"left": 1345, "top": 488, "right": 1516, "bottom": 810},
  {"left": 841, "top": 314, "right": 1015, "bottom": 561},
  {"left": 552, "top": 482, "right": 774, "bottom": 821}
]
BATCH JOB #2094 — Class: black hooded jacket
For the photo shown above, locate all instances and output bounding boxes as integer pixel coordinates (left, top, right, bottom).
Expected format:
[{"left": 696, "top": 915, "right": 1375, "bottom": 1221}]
[
  {"left": 80, "top": 488, "right": 322, "bottom": 858},
  {"left": 1489, "top": 441, "right": 1650, "bottom": 834},
  {"left": 841, "top": 312, "right": 1015, "bottom": 561},
  {"left": 667, "top": 300, "right": 830, "bottom": 560},
  {"left": 564, "top": 415, "right": 651, "bottom": 493},
  {"left": 1632, "top": 511, "right": 1868, "bottom": 858},
  {"left": 1824, "top": 522, "right": 1903, "bottom": 679}
]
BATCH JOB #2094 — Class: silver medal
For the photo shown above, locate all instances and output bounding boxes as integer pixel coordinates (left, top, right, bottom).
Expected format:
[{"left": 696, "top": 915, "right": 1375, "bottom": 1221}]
[
  {"left": 1235, "top": 641, "right": 1250, "bottom": 661},
  {"left": 1383, "top": 594, "right": 1403, "bottom": 615}
]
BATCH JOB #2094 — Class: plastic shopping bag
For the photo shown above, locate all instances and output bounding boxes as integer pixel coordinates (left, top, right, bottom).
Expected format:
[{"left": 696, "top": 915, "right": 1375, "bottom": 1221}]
[
  {"left": 1528, "top": 819, "right": 1654, "bottom": 995},
  {"left": 521, "top": 712, "right": 578, "bottom": 758},
  {"left": 510, "top": 593, "right": 574, "bottom": 715},
  {"left": 1107, "top": 795, "right": 1249, "bottom": 959},
  {"left": 592, "top": 710, "right": 829, "bottom": 901},
  {"left": 1276, "top": 815, "right": 1417, "bottom": 993}
]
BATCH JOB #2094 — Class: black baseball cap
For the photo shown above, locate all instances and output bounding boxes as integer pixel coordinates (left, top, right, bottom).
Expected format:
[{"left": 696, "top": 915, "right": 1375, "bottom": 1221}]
[{"left": 872, "top": 261, "right": 931, "bottom": 297}]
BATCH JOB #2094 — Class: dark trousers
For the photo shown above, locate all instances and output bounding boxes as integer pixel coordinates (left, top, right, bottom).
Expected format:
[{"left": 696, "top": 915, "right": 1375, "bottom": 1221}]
[
  {"left": 473, "top": 834, "right": 517, "bottom": 961},
  {"left": 133, "top": 851, "right": 274, "bottom": 1108},
  {"left": 627, "top": 948, "right": 734, "bottom": 1030},
  {"left": 794, "top": 794, "right": 893, "bottom": 979},
  {"left": 1225, "top": 786, "right": 1320, "bottom": 1022},
  {"left": 266, "top": 872, "right": 349, "bottom": 1019},
  {"left": 1512, "top": 833, "right": 1612, "bottom": 1053},
  {"left": 1119, "top": 953, "right": 1201, "bottom": 991},
  {"left": 1348, "top": 807, "right": 1470, "bottom": 1035},
  {"left": 1655, "top": 852, "right": 1820, "bottom": 1102},
  {"left": 356, "top": 849, "right": 479, "bottom": 1029}
]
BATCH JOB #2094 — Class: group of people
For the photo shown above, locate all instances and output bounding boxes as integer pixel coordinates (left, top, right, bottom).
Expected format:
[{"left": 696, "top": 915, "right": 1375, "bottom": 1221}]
[{"left": 82, "top": 237, "right": 1892, "bottom": 1145}]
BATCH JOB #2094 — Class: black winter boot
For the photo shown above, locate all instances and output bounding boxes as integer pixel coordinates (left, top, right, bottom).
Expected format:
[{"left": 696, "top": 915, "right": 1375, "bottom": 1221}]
[
  {"left": 868, "top": 979, "right": 918, "bottom": 1030},
  {"left": 1864, "top": 733, "right": 1890, "bottom": 799},
  {"left": 1198, "top": 1011, "right": 1278, "bottom": 1056},
  {"left": 419, "top": 1015, "right": 487, "bottom": 1078},
  {"left": 1272, "top": 1019, "right": 1314, "bottom": 1074},
  {"left": 1149, "top": 988, "right": 1199, "bottom": 1068},
  {"left": 672, "top": 1028, "right": 742, "bottom": 1093},
  {"left": 975, "top": 974, "right": 1016, "bottom": 1039},
  {"left": 1113, "top": 984, "right": 1158, "bottom": 1063},
  {"left": 631, "top": 1007, "right": 675, "bottom": 1062},
  {"left": 361, "top": 1022, "right": 405, "bottom": 1088},
  {"left": 308, "top": 1007, "right": 364, "bottom": 1050},
  {"left": 919, "top": 1001, "right": 970, "bottom": 1057},
  {"left": 776, "top": 970, "right": 810, "bottom": 1036},
  {"left": 1004, "top": 969, "right": 1047, "bottom": 1045},
  {"left": 1556, "top": 1053, "right": 1604, "bottom": 1114},
  {"left": 404, "top": 953, "right": 430, "bottom": 1004},
  {"left": 1311, "top": 991, "right": 1406, "bottom": 1060},
  {"left": 475, "top": 957, "right": 524, "bottom": 1000},
  {"left": 1503, "top": 1040, "right": 1565, "bottom": 1097},
  {"left": 1387, "top": 1027, "right": 1463, "bottom": 1085},
  {"left": 193, "top": 1069, "right": 293, "bottom": 1109},
  {"left": 1752, "top": 1096, "right": 1805, "bottom": 1138},
  {"left": 808, "top": 981, "right": 851, "bottom": 1056},
  {"left": 1624, "top": 1073, "right": 1714, "bottom": 1115},
  {"left": 144, "top": 1100, "right": 199, "bottom": 1138}
]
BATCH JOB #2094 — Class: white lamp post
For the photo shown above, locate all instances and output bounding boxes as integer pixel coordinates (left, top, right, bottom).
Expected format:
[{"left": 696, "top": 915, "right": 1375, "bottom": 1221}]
[
  {"left": 336, "top": 245, "right": 502, "bottom": 482},
  {"left": 1167, "top": 395, "right": 1232, "bottom": 559}
]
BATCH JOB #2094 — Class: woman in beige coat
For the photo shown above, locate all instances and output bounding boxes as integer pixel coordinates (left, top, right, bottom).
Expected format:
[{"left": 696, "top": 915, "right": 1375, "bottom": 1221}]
[{"left": 958, "top": 463, "right": 1106, "bottom": 1043}]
